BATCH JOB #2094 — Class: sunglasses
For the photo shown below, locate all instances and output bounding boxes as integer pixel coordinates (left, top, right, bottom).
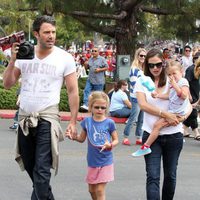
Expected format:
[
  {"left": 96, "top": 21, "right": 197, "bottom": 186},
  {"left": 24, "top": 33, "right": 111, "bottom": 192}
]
[
  {"left": 185, "top": 49, "right": 191, "bottom": 52},
  {"left": 94, "top": 106, "right": 107, "bottom": 110},
  {"left": 92, "top": 50, "right": 98, "bottom": 52},
  {"left": 148, "top": 62, "right": 163, "bottom": 69},
  {"left": 139, "top": 54, "right": 146, "bottom": 58}
]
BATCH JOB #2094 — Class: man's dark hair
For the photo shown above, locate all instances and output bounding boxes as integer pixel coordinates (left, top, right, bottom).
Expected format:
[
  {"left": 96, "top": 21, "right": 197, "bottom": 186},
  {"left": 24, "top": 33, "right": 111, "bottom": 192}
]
[
  {"left": 184, "top": 45, "right": 191, "bottom": 50},
  {"left": 163, "top": 48, "right": 169, "bottom": 52},
  {"left": 32, "top": 15, "right": 56, "bottom": 32}
]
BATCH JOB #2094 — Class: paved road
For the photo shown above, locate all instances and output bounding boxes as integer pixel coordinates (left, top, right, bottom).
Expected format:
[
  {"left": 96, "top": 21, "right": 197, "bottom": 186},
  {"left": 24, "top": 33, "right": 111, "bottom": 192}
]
[{"left": 0, "top": 119, "right": 200, "bottom": 200}]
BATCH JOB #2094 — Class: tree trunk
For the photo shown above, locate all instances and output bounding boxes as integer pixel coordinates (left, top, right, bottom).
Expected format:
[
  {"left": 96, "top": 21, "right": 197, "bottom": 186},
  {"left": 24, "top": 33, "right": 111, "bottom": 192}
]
[{"left": 115, "top": 13, "right": 138, "bottom": 62}]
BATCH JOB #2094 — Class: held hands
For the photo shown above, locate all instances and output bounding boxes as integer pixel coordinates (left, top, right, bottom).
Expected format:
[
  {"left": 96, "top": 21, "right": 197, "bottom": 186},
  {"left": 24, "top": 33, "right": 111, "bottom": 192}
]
[{"left": 65, "top": 123, "right": 77, "bottom": 140}]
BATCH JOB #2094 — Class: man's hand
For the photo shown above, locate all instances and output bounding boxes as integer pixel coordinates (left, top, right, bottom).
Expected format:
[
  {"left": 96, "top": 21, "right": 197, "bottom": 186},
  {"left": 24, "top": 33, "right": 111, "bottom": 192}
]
[{"left": 10, "top": 42, "right": 20, "bottom": 61}]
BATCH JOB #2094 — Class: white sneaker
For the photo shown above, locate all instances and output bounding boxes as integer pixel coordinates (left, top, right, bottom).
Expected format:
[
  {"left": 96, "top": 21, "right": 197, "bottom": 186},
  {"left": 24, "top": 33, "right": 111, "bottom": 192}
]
[{"left": 80, "top": 105, "right": 88, "bottom": 110}]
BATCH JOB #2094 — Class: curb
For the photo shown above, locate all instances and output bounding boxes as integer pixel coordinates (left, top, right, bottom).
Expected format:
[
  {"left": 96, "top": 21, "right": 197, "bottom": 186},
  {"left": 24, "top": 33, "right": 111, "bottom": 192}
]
[{"left": 0, "top": 112, "right": 127, "bottom": 124}]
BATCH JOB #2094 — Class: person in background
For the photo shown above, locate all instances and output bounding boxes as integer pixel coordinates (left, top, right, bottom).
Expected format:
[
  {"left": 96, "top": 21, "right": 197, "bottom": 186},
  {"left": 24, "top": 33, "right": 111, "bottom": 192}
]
[
  {"left": 162, "top": 48, "right": 170, "bottom": 60},
  {"left": 109, "top": 80, "right": 132, "bottom": 118},
  {"left": 134, "top": 48, "right": 191, "bottom": 200},
  {"left": 183, "top": 52, "right": 200, "bottom": 140},
  {"left": 3, "top": 15, "right": 79, "bottom": 200},
  {"left": 181, "top": 45, "right": 193, "bottom": 73},
  {"left": 80, "top": 47, "right": 108, "bottom": 111},
  {"left": 122, "top": 48, "right": 147, "bottom": 146},
  {"left": 67, "top": 91, "right": 118, "bottom": 200}
]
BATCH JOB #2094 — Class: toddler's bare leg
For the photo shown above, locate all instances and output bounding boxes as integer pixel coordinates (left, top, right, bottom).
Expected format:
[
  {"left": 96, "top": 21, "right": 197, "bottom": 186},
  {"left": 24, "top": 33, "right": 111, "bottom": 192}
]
[{"left": 145, "top": 118, "right": 168, "bottom": 146}]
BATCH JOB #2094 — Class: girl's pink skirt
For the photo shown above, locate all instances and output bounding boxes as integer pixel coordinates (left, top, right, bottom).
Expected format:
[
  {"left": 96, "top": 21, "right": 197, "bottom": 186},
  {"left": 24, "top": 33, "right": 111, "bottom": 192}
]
[{"left": 86, "top": 164, "right": 114, "bottom": 184}]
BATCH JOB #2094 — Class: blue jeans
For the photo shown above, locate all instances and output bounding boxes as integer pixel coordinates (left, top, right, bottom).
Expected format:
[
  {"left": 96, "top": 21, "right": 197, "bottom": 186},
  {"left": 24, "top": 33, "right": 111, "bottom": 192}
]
[
  {"left": 110, "top": 107, "right": 131, "bottom": 118},
  {"left": 142, "top": 131, "right": 183, "bottom": 200},
  {"left": 18, "top": 119, "right": 54, "bottom": 200},
  {"left": 83, "top": 79, "right": 104, "bottom": 106},
  {"left": 123, "top": 98, "right": 143, "bottom": 138}
]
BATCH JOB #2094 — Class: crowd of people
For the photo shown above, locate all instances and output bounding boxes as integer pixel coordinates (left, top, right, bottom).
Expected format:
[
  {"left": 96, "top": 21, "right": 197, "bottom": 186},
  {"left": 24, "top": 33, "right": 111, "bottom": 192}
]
[{"left": 1, "top": 14, "right": 200, "bottom": 200}]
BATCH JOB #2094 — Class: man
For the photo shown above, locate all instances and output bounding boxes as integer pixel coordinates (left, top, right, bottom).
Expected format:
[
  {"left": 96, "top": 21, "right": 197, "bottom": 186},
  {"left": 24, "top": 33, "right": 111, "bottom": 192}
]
[
  {"left": 181, "top": 45, "right": 193, "bottom": 73},
  {"left": 3, "top": 15, "right": 79, "bottom": 200},
  {"left": 80, "top": 46, "right": 108, "bottom": 110},
  {"left": 162, "top": 48, "right": 170, "bottom": 60}
]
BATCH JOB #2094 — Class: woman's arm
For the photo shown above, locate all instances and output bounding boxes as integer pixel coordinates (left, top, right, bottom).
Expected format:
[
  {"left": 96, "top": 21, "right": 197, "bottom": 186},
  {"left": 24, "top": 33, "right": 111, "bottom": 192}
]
[
  {"left": 123, "top": 99, "right": 132, "bottom": 109},
  {"left": 137, "top": 92, "right": 179, "bottom": 124}
]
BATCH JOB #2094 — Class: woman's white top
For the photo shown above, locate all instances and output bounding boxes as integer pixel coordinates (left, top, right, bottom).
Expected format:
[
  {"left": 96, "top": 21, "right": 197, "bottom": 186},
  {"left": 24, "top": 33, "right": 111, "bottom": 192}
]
[{"left": 135, "top": 78, "right": 183, "bottom": 135}]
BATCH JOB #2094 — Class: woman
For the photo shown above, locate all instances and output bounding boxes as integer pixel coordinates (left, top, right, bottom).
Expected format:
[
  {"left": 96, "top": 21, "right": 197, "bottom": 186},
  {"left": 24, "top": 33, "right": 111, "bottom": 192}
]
[
  {"left": 134, "top": 48, "right": 191, "bottom": 200},
  {"left": 123, "top": 48, "right": 147, "bottom": 145},
  {"left": 109, "top": 80, "right": 131, "bottom": 118}
]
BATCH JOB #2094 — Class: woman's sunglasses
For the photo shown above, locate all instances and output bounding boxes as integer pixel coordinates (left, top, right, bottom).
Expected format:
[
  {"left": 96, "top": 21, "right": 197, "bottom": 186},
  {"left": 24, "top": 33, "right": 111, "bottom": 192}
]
[
  {"left": 147, "top": 62, "right": 163, "bottom": 69},
  {"left": 94, "top": 106, "right": 107, "bottom": 110}
]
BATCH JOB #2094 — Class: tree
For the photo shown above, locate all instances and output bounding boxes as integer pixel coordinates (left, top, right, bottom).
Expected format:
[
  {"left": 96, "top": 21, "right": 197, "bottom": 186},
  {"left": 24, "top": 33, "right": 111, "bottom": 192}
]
[
  {"left": 1, "top": 0, "right": 200, "bottom": 59},
  {"left": 23, "top": 0, "right": 200, "bottom": 58}
]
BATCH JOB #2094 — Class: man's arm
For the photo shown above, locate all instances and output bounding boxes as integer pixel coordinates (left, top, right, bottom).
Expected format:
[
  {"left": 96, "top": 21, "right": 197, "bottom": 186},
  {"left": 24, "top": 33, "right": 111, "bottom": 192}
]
[
  {"left": 3, "top": 43, "right": 21, "bottom": 89},
  {"left": 64, "top": 72, "right": 79, "bottom": 137}
]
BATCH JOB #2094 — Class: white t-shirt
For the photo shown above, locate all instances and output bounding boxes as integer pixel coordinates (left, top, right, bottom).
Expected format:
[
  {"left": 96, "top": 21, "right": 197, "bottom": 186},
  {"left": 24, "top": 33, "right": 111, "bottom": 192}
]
[
  {"left": 15, "top": 46, "right": 76, "bottom": 113},
  {"left": 181, "top": 55, "right": 193, "bottom": 73},
  {"left": 168, "top": 77, "right": 190, "bottom": 115},
  {"left": 135, "top": 77, "right": 183, "bottom": 135},
  {"left": 109, "top": 89, "right": 129, "bottom": 112}
]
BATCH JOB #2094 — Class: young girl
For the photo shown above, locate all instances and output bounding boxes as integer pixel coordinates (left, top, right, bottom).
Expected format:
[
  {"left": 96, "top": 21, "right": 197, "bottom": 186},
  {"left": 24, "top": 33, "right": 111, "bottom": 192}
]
[
  {"left": 67, "top": 91, "right": 118, "bottom": 200},
  {"left": 132, "top": 60, "right": 191, "bottom": 156}
]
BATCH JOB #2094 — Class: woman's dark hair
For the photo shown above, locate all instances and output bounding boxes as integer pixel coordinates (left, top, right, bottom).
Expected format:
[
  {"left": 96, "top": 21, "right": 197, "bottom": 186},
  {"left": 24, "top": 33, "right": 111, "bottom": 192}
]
[
  {"left": 143, "top": 48, "right": 167, "bottom": 88},
  {"left": 32, "top": 15, "right": 56, "bottom": 32},
  {"left": 114, "top": 80, "right": 127, "bottom": 92}
]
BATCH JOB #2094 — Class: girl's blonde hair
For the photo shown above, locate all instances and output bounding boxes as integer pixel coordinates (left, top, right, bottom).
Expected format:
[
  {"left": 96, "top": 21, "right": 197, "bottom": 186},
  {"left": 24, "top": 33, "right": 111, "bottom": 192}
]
[
  {"left": 194, "top": 57, "right": 200, "bottom": 79},
  {"left": 88, "top": 91, "right": 110, "bottom": 114}
]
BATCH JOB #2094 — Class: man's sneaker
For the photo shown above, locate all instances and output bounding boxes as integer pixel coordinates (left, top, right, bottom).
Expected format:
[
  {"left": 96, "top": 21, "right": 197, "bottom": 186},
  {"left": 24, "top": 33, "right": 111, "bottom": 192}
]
[
  {"left": 9, "top": 123, "right": 18, "bottom": 130},
  {"left": 122, "top": 138, "right": 131, "bottom": 146},
  {"left": 131, "top": 147, "right": 152, "bottom": 157},
  {"left": 80, "top": 105, "right": 88, "bottom": 111}
]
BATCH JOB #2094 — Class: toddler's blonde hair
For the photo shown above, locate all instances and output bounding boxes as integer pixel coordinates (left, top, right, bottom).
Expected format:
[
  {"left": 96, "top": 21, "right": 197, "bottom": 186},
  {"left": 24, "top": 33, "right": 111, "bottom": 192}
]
[
  {"left": 166, "top": 60, "right": 183, "bottom": 72},
  {"left": 88, "top": 91, "right": 110, "bottom": 114}
]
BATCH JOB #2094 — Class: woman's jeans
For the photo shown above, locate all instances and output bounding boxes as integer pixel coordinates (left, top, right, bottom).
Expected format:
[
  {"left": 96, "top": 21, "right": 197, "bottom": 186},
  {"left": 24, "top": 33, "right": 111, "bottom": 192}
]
[
  {"left": 18, "top": 119, "right": 54, "bottom": 200},
  {"left": 110, "top": 107, "right": 131, "bottom": 118},
  {"left": 83, "top": 79, "right": 104, "bottom": 106},
  {"left": 142, "top": 131, "right": 183, "bottom": 200},
  {"left": 123, "top": 98, "right": 143, "bottom": 138}
]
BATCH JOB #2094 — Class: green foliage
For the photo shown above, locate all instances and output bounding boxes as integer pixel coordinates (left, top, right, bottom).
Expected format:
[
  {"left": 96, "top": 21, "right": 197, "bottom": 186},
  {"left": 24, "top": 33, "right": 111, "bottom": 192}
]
[{"left": 0, "top": 84, "right": 19, "bottom": 109}]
